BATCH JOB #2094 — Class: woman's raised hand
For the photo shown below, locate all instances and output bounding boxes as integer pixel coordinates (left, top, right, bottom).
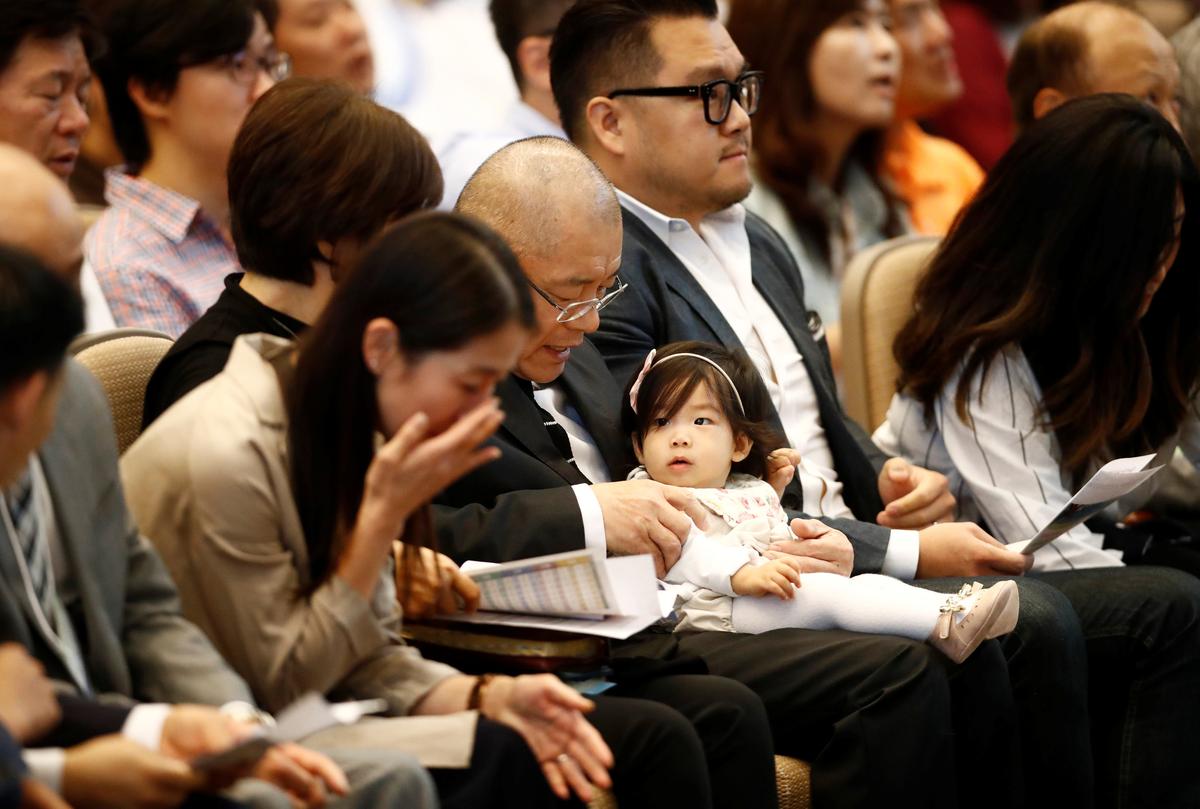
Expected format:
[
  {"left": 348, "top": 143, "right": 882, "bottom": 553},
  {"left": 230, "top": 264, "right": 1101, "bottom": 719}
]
[
  {"left": 339, "top": 398, "right": 504, "bottom": 598},
  {"left": 481, "top": 674, "right": 614, "bottom": 803},
  {"left": 357, "top": 398, "right": 504, "bottom": 544}
]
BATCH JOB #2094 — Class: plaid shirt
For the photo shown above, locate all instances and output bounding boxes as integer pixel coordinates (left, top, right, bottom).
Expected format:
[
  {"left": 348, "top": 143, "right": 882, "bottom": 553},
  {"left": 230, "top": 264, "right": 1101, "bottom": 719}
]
[{"left": 86, "top": 169, "right": 240, "bottom": 338}]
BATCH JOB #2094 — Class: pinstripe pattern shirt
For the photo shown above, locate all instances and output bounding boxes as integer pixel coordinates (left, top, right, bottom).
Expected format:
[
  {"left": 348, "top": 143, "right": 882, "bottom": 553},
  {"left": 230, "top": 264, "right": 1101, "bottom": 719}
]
[
  {"left": 871, "top": 344, "right": 1175, "bottom": 571},
  {"left": 85, "top": 169, "right": 240, "bottom": 338}
]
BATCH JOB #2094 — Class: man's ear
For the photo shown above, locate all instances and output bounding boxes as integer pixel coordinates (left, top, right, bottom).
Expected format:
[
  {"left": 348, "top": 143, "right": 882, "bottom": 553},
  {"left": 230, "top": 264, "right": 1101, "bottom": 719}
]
[
  {"left": 1031, "top": 86, "right": 1069, "bottom": 122},
  {"left": 127, "top": 77, "right": 173, "bottom": 125},
  {"left": 516, "top": 35, "right": 552, "bottom": 94},
  {"left": 585, "top": 96, "right": 627, "bottom": 158},
  {"left": 731, "top": 434, "right": 752, "bottom": 463},
  {"left": 0, "top": 373, "right": 50, "bottom": 433}
]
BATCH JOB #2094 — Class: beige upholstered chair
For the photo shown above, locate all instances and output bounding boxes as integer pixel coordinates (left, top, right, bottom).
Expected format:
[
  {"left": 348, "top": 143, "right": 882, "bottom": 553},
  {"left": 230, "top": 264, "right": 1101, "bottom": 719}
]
[
  {"left": 840, "top": 235, "right": 940, "bottom": 432},
  {"left": 588, "top": 756, "right": 811, "bottom": 809},
  {"left": 70, "top": 328, "right": 173, "bottom": 454}
]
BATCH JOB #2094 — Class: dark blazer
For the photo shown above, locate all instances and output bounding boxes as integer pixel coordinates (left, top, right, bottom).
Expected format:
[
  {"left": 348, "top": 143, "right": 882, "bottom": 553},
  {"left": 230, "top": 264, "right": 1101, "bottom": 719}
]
[
  {"left": 0, "top": 362, "right": 254, "bottom": 706},
  {"left": 434, "top": 339, "right": 633, "bottom": 563},
  {"left": 32, "top": 695, "right": 132, "bottom": 748},
  {"left": 0, "top": 724, "right": 21, "bottom": 809},
  {"left": 590, "top": 207, "right": 895, "bottom": 573}
]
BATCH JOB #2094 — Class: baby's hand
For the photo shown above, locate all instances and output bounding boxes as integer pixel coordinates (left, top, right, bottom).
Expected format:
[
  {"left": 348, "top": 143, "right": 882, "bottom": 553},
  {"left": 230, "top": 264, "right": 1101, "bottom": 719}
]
[
  {"left": 766, "top": 449, "right": 802, "bottom": 497},
  {"left": 731, "top": 558, "right": 803, "bottom": 600}
]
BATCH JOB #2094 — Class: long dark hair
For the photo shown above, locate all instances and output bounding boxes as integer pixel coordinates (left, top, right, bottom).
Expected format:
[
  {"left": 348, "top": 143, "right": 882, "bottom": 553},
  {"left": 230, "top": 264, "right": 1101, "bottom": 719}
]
[
  {"left": 894, "top": 94, "right": 1200, "bottom": 482},
  {"left": 286, "top": 212, "right": 535, "bottom": 590},
  {"left": 621, "top": 341, "right": 784, "bottom": 481},
  {"left": 727, "top": 0, "right": 904, "bottom": 270}
]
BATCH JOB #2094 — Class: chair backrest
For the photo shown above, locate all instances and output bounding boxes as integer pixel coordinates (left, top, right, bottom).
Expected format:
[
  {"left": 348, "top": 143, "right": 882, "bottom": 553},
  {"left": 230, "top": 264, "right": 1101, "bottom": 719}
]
[
  {"left": 840, "top": 235, "right": 940, "bottom": 432},
  {"left": 70, "top": 328, "right": 173, "bottom": 454}
]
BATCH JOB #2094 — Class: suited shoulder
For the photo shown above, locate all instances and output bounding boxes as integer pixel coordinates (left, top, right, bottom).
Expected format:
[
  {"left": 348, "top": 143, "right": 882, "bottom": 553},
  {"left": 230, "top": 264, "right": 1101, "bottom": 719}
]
[{"left": 617, "top": 211, "right": 663, "bottom": 281}]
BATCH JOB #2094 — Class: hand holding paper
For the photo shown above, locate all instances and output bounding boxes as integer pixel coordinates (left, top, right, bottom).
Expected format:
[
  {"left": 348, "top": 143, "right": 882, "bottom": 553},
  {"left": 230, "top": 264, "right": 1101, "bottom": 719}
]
[
  {"left": 1017, "top": 454, "right": 1163, "bottom": 555},
  {"left": 192, "top": 694, "right": 386, "bottom": 774}
]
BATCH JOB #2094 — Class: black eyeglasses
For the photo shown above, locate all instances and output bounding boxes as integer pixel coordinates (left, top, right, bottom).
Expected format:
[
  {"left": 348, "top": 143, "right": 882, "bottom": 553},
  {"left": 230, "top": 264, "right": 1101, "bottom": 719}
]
[{"left": 608, "top": 71, "right": 764, "bottom": 126}]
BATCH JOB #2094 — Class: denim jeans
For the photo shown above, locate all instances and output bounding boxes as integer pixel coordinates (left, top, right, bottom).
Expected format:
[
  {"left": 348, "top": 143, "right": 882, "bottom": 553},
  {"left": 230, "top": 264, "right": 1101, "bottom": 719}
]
[
  {"left": 922, "top": 576, "right": 1090, "bottom": 809},
  {"left": 926, "top": 566, "right": 1200, "bottom": 809},
  {"left": 1036, "top": 566, "right": 1200, "bottom": 809}
]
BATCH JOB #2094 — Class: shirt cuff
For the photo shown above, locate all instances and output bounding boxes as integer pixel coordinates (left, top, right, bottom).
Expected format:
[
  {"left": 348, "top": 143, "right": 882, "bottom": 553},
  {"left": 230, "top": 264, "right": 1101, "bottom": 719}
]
[
  {"left": 23, "top": 748, "right": 65, "bottom": 794},
  {"left": 572, "top": 484, "right": 607, "bottom": 554},
  {"left": 880, "top": 529, "right": 920, "bottom": 580},
  {"left": 122, "top": 703, "right": 171, "bottom": 750}
]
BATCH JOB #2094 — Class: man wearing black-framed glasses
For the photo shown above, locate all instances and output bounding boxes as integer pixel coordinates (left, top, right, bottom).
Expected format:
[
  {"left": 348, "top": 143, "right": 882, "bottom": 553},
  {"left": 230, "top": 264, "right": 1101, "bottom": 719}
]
[
  {"left": 548, "top": 1, "right": 1031, "bottom": 807},
  {"left": 608, "top": 70, "right": 764, "bottom": 127}
]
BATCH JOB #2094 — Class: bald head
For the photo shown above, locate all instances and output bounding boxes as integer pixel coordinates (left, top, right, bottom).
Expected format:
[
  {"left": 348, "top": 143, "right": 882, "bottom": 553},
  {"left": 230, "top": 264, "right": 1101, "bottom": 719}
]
[
  {"left": 457, "top": 137, "right": 624, "bottom": 384},
  {"left": 0, "top": 144, "right": 84, "bottom": 285},
  {"left": 457, "top": 136, "right": 621, "bottom": 261},
  {"left": 1009, "top": 2, "right": 1180, "bottom": 131}
]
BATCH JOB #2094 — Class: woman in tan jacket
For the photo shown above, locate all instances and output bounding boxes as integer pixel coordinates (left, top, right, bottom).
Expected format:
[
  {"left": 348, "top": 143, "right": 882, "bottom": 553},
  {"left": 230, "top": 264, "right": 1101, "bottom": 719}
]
[{"left": 122, "top": 213, "right": 763, "bottom": 809}]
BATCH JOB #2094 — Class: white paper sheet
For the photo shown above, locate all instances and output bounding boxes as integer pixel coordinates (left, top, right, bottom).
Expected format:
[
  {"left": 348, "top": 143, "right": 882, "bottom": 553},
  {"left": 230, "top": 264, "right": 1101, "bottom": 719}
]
[
  {"left": 448, "top": 552, "right": 662, "bottom": 639},
  {"left": 465, "top": 549, "right": 621, "bottom": 616},
  {"left": 193, "top": 694, "right": 387, "bottom": 772},
  {"left": 1020, "top": 454, "right": 1163, "bottom": 555}
]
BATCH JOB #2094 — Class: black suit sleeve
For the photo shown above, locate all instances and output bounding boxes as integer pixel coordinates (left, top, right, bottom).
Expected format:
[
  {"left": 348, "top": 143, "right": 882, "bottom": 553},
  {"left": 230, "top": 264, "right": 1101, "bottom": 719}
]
[
  {"left": 28, "top": 695, "right": 132, "bottom": 749},
  {"left": 433, "top": 488, "right": 587, "bottom": 564},
  {"left": 0, "top": 724, "right": 23, "bottom": 809},
  {"left": 846, "top": 419, "right": 890, "bottom": 476}
]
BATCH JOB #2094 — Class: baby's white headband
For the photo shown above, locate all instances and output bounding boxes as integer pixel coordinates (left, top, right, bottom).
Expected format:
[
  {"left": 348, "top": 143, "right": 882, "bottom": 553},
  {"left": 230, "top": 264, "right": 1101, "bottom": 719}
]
[{"left": 628, "top": 349, "right": 745, "bottom": 416}]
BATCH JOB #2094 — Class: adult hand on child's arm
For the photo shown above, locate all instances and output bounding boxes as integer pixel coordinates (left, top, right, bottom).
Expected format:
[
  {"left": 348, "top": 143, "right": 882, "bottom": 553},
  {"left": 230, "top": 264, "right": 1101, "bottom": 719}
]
[
  {"left": 766, "top": 520, "right": 854, "bottom": 576},
  {"left": 731, "top": 558, "right": 802, "bottom": 600},
  {"left": 592, "top": 480, "right": 711, "bottom": 577},
  {"left": 765, "top": 449, "right": 801, "bottom": 498}
]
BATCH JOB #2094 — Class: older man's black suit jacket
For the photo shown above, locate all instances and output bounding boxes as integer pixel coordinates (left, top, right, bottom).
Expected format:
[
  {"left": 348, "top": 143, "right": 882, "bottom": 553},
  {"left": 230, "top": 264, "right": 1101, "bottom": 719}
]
[{"left": 433, "top": 339, "right": 633, "bottom": 563}]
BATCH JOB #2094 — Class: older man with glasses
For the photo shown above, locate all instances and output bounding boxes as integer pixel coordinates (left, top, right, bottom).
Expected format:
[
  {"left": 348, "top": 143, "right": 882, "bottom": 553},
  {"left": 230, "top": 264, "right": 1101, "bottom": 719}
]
[{"left": 428, "top": 134, "right": 1022, "bottom": 809}]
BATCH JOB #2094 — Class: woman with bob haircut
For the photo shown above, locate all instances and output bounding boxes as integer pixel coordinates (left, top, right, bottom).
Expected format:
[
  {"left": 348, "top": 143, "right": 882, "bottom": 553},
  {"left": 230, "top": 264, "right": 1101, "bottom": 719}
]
[
  {"left": 122, "top": 212, "right": 763, "bottom": 809},
  {"left": 877, "top": 94, "right": 1200, "bottom": 573},
  {"left": 729, "top": 0, "right": 910, "bottom": 363},
  {"left": 142, "top": 76, "right": 443, "bottom": 426}
]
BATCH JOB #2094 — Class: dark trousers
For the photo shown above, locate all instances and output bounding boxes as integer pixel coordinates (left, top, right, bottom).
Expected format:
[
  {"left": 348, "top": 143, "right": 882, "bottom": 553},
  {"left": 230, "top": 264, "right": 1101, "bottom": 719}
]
[
  {"left": 431, "top": 674, "right": 777, "bottom": 809},
  {"left": 617, "top": 626, "right": 1022, "bottom": 809},
  {"left": 926, "top": 566, "right": 1200, "bottom": 809},
  {"left": 1039, "top": 566, "right": 1200, "bottom": 809},
  {"left": 922, "top": 576, "right": 1090, "bottom": 809}
]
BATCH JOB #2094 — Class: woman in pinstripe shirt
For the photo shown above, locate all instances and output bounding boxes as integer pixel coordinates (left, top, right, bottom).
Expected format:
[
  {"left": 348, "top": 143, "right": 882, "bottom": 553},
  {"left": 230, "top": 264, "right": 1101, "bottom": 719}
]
[{"left": 875, "top": 93, "right": 1200, "bottom": 573}]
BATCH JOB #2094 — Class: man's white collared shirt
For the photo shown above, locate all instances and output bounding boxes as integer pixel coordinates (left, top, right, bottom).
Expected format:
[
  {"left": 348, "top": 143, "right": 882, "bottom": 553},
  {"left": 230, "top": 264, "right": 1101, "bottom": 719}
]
[{"left": 617, "top": 191, "right": 919, "bottom": 578}]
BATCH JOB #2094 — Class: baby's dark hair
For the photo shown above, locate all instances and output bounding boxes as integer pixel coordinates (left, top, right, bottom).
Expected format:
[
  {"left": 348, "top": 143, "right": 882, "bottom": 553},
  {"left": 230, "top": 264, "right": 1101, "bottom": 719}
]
[{"left": 621, "top": 341, "right": 785, "bottom": 480}]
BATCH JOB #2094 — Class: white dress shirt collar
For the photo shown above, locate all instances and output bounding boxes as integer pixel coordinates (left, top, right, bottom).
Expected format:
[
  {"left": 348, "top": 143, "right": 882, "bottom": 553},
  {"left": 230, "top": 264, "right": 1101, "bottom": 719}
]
[{"left": 617, "top": 189, "right": 746, "bottom": 244}]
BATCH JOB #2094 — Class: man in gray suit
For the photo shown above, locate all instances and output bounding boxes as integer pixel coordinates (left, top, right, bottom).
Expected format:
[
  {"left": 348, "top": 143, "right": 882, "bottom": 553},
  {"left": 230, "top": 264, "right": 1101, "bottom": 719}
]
[{"left": 0, "top": 150, "right": 436, "bottom": 808}]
